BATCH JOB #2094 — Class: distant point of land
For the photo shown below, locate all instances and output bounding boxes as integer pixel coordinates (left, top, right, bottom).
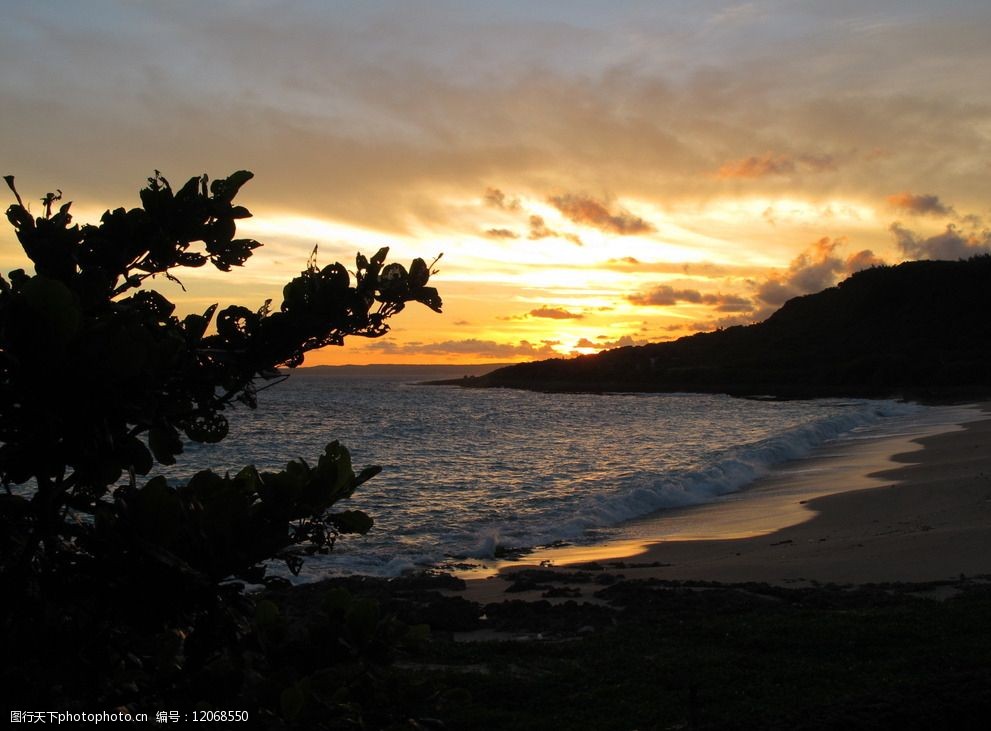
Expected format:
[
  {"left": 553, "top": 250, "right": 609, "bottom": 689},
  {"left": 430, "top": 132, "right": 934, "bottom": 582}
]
[{"left": 431, "top": 257, "right": 991, "bottom": 400}]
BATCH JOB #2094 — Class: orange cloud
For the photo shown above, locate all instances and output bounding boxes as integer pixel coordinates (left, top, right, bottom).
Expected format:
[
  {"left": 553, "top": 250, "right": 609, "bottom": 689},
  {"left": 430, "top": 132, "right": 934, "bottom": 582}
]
[
  {"left": 485, "top": 227, "right": 519, "bottom": 239},
  {"left": 529, "top": 306, "right": 584, "bottom": 320},
  {"left": 756, "top": 236, "right": 883, "bottom": 306},
  {"left": 716, "top": 152, "right": 835, "bottom": 179},
  {"left": 548, "top": 193, "right": 655, "bottom": 235},
  {"left": 528, "top": 214, "right": 582, "bottom": 245},
  {"left": 483, "top": 187, "right": 521, "bottom": 211},
  {"left": 886, "top": 192, "right": 954, "bottom": 217},
  {"left": 717, "top": 153, "right": 796, "bottom": 179}
]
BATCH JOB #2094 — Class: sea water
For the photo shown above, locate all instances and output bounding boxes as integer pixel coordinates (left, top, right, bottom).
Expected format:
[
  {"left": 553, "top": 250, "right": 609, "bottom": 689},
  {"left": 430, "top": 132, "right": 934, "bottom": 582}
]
[{"left": 164, "top": 367, "right": 924, "bottom": 580}]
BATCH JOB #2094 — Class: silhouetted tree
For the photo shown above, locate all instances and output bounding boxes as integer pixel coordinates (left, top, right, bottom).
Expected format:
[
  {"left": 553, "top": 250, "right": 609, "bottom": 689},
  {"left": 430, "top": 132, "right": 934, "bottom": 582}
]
[{"left": 0, "top": 170, "right": 442, "bottom": 595}]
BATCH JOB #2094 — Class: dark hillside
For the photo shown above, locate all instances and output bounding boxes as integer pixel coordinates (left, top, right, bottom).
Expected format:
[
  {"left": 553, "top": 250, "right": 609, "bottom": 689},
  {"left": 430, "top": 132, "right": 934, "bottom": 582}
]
[{"left": 458, "top": 257, "right": 991, "bottom": 398}]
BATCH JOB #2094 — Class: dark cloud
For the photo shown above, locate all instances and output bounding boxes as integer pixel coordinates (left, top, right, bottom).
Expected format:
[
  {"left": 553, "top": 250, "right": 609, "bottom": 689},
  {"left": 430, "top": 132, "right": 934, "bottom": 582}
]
[
  {"left": 485, "top": 227, "right": 519, "bottom": 239},
  {"left": 703, "top": 293, "right": 753, "bottom": 312},
  {"left": 483, "top": 187, "right": 521, "bottom": 211},
  {"left": 529, "top": 306, "right": 583, "bottom": 320},
  {"left": 548, "top": 193, "right": 655, "bottom": 235},
  {"left": 628, "top": 284, "right": 753, "bottom": 312},
  {"left": 890, "top": 222, "right": 991, "bottom": 260},
  {"left": 886, "top": 192, "right": 954, "bottom": 217},
  {"left": 628, "top": 285, "right": 705, "bottom": 306},
  {"left": 528, "top": 215, "right": 582, "bottom": 245}
]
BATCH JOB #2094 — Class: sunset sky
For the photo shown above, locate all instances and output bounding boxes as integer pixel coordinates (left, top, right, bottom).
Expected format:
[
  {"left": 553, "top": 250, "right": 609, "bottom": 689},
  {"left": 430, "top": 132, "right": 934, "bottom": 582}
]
[{"left": 3, "top": 1, "right": 990, "bottom": 365}]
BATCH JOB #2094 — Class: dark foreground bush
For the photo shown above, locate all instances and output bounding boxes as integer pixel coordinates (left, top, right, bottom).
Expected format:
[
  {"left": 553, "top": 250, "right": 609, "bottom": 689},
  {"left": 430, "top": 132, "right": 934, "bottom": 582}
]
[{"left": 0, "top": 171, "right": 443, "bottom": 726}]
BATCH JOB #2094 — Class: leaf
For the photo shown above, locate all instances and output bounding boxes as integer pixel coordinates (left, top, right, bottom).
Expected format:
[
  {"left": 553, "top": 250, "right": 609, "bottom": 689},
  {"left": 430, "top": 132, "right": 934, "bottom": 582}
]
[
  {"left": 409, "top": 257, "right": 430, "bottom": 288},
  {"left": 414, "top": 286, "right": 443, "bottom": 313},
  {"left": 183, "top": 412, "right": 229, "bottom": 443},
  {"left": 370, "top": 247, "right": 389, "bottom": 267},
  {"left": 328, "top": 510, "right": 373, "bottom": 535},
  {"left": 354, "top": 465, "right": 381, "bottom": 488},
  {"left": 17, "top": 275, "right": 82, "bottom": 347},
  {"left": 119, "top": 436, "right": 153, "bottom": 475},
  {"left": 176, "top": 175, "right": 201, "bottom": 200},
  {"left": 378, "top": 262, "right": 409, "bottom": 300},
  {"left": 210, "top": 170, "right": 254, "bottom": 202},
  {"left": 181, "top": 304, "right": 217, "bottom": 342},
  {"left": 148, "top": 426, "right": 182, "bottom": 466},
  {"left": 4, "top": 174, "right": 25, "bottom": 208}
]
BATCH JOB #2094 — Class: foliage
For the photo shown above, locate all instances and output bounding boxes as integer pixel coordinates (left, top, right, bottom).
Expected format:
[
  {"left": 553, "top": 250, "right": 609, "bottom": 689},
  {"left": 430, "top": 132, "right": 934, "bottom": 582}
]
[{"left": 0, "top": 170, "right": 442, "bottom": 593}]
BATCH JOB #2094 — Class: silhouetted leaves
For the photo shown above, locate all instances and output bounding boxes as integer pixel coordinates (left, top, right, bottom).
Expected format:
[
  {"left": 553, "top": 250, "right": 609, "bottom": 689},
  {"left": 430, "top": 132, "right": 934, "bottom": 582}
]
[
  {"left": 0, "top": 169, "right": 443, "bottom": 594},
  {"left": 0, "top": 172, "right": 445, "bottom": 730}
]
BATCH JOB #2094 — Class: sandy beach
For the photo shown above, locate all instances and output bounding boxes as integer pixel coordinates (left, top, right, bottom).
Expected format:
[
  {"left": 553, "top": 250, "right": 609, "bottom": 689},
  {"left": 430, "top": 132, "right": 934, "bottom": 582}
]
[{"left": 461, "top": 403, "right": 991, "bottom": 602}]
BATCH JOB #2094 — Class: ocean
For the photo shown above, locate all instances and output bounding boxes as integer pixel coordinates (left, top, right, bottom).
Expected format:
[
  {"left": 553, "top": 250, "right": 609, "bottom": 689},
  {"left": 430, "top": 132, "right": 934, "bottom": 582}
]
[{"left": 164, "top": 366, "right": 930, "bottom": 580}]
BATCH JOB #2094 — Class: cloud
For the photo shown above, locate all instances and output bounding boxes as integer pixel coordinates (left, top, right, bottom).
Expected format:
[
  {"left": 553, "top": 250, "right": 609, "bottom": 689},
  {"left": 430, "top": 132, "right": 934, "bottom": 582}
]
[
  {"left": 886, "top": 192, "right": 954, "bottom": 217},
  {"left": 483, "top": 187, "right": 521, "bottom": 211},
  {"left": 528, "top": 215, "right": 582, "bottom": 245},
  {"left": 548, "top": 193, "right": 655, "bottom": 235},
  {"left": 485, "top": 227, "right": 519, "bottom": 239},
  {"left": 605, "top": 258, "right": 762, "bottom": 278},
  {"left": 844, "top": 249, "right": 885, "bottom": 271},
  {"left": 715, "top": 152, "right": 835, "bottom": 179},
  {"left": 755, "top": 237, "right": 884, "bottom": 306},
  {"left": 756, "top": 237, "right": 842, "bottom": 305},
  {"left": 628, "top": 285, "right": 705, "bottom": 306},
  {"left": 3, "top": 3, "right": 990, "bottom": 242},
  {"left": 594, "top": 334, "right": 644, "bottom": 349},
  {"left": 529, "top": 306, "right": 583, "bottom": 320},
  {"left": 628, "top": 285, "right": 753, "bottom": 312},
  {"left": 704, "top": 293, "right": 753, "bottom": 312},
  {"left": 575, "top": 334, "right": 645, "bottom": 351},
  {"left": 690, "top": 312, "right": 761, "bottom": 332},
  {"left": 364, "top": 338, "right": 560, "bottom": 359},
  {"left": 890, "top": 222, "right": 991, "bottom": 260}
]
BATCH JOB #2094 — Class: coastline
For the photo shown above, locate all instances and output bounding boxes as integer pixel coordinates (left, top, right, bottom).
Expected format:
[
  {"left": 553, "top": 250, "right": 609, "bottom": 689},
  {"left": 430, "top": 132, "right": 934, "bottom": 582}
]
[{"left": 458, "top": 402, "right": 991, "bottom": 601}]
